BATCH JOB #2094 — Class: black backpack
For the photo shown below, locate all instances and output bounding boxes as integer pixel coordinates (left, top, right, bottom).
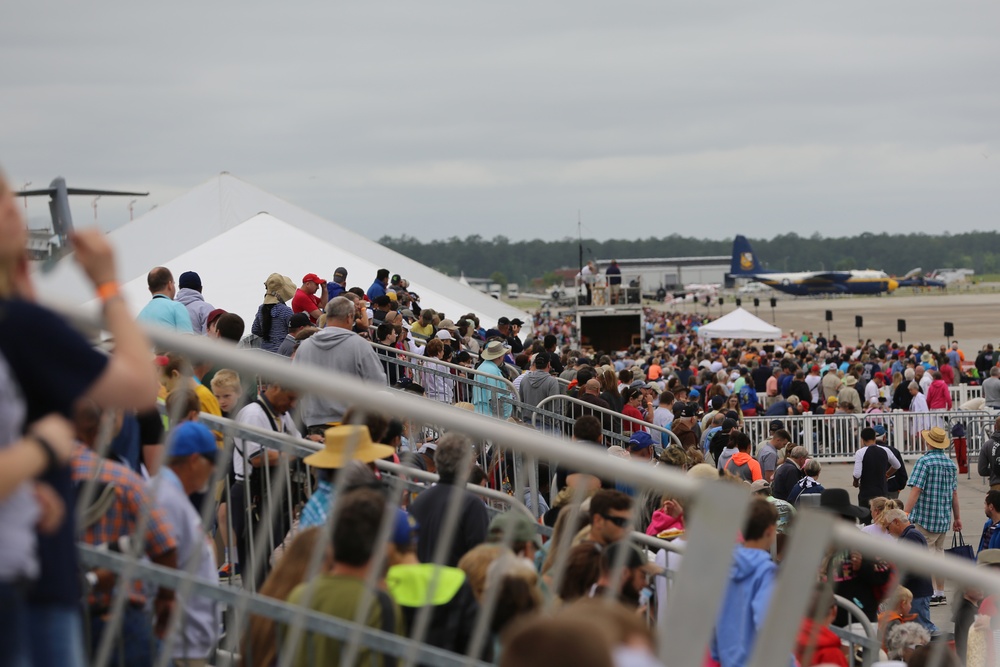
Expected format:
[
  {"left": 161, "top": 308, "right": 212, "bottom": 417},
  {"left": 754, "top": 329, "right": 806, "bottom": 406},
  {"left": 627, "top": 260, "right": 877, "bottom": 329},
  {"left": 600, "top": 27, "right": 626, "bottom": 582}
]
[{"left": 709, "top": 429, "right": 730, "bottom": 463}]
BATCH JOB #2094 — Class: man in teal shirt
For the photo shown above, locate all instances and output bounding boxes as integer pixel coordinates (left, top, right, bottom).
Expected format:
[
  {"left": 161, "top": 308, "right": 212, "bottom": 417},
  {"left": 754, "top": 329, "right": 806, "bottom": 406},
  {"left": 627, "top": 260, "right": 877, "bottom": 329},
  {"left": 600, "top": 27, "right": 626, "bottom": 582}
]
[{"left": 136, "top": 267, "right": 194, "bottom": 333}]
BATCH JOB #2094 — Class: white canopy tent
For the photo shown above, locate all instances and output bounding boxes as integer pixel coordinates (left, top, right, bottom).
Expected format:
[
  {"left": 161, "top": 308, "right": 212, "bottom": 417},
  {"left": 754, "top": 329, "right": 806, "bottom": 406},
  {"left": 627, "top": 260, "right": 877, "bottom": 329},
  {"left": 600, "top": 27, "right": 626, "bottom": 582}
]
[
  {"left": 696, "top": 307, "right": 782, "bottom": 340},
  {"left": 34, "top": 174, "right": 529, "bottom": 330}
]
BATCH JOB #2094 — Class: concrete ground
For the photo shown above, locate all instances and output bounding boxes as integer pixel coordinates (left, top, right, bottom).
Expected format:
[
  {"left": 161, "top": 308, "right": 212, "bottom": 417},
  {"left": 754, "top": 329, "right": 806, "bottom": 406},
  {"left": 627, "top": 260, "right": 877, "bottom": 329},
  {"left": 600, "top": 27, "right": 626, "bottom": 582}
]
[
  {"left": 663, "top": 290, "right": 1000, "bottom": 354},
  {"left": 817, "top": 457, "right": 990, "bottom": 634}
]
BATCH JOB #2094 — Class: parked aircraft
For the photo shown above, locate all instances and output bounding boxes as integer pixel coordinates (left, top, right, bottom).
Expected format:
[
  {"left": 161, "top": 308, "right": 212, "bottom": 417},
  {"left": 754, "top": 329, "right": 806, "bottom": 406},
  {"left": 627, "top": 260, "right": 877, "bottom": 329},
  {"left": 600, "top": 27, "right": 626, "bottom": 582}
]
[
  {"left": 17, "top": 177, "right": 147, "bottom": 262},
  {"left": 728, "top": 235, "right": 898, "bottom": 296},
  {"left": 895, "top": 268, "right": 946, "bottom": 289}
]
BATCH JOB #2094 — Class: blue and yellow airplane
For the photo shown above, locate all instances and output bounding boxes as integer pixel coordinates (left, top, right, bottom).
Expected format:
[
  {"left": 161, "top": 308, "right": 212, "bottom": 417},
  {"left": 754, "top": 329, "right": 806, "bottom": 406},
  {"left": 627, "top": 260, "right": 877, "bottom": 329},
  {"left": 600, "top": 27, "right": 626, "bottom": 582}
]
[{"left": 728, "top": 235, "right": 898, "bottom": 296}]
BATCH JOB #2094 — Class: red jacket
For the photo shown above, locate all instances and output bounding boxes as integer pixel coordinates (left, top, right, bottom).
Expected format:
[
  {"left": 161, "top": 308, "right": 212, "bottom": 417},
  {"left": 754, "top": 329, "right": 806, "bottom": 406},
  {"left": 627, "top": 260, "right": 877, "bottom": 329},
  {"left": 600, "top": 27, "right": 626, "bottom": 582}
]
[
  {"left": 795, "top": 618, "right": 848, "bottom": 667},
  {"left": 926, "top": 379, "right": 952, "bottom": 410}
]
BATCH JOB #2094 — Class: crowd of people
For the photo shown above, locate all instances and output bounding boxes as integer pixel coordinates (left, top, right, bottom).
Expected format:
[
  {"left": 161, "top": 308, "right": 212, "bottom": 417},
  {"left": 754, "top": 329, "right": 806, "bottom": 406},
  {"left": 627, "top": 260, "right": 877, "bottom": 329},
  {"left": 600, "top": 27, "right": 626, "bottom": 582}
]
[{"left": 5, "top": 166, "right": 1000, "bottom": 667}]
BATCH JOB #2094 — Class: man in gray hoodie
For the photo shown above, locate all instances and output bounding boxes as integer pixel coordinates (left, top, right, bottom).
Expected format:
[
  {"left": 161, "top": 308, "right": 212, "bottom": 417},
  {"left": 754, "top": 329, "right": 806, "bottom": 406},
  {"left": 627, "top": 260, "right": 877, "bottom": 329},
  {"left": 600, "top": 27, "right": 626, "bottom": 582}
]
[
  {"left": 518, "top": 351, "right": 562, "bottom": 422},
  {"left": 174, "top": 271, "right": 215, "bottom": 334},
  {"left": 292, "top": 296, "right": 387, "bottom": 433}
]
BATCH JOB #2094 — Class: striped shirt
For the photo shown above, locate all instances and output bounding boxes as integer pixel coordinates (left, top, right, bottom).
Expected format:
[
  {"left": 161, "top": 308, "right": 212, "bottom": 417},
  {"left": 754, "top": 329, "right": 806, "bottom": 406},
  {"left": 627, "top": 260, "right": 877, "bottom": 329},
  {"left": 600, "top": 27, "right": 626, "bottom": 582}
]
[{"left": 907, "top": 449, "right": 958, "bottom": 533}]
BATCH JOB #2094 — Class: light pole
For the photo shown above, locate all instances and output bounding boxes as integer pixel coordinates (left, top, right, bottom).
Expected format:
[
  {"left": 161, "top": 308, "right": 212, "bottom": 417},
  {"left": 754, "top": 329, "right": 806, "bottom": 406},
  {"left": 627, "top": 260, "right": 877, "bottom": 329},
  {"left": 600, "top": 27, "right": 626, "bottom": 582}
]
[
  {"left": 92, "top": 196, "right": 102, "bottom": 222},
  {"left": 21, "top": 182, "right": 31, "bottom": 209},
  {"left": 129, "top": 199, "right": 137, "bottom": 221}
]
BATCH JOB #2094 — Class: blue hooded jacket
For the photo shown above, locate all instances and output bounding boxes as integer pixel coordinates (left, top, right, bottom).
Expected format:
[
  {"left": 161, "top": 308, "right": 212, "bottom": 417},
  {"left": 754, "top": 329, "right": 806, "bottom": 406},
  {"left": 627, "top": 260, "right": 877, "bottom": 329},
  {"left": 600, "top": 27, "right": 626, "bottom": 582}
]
[{"left": 710, "top": 546, "right": 791, "bottom": 667}]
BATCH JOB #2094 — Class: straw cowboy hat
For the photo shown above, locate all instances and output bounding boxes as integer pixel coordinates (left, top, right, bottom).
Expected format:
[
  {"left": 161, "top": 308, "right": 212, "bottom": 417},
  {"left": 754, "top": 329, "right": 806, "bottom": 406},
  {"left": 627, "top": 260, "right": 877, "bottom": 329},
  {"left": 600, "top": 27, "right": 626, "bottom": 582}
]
[
  {"left": 263, "top": 273, "right": 296, "bottom": 305},
  {"left": 481, "top": 340, "right": 511, "bottom": 361},
  {"left": 920, "top": 426, "right": 951, "bottom": 450},
  {"left": 304, "top": 424, "right": 395, "bottom": 469},
  {"left": 842, "top": 375, "right": 857, "bottom": 387}
]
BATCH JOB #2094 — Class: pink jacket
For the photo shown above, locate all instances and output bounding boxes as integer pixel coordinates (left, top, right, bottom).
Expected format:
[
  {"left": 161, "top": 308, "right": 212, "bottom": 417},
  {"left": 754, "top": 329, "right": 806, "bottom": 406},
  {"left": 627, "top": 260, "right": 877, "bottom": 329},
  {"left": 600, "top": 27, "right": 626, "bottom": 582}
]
[
  {"left": 926, "top": 379, "right": 952, "bottom": 410},
  {"left": 646, "top": 509, "right": 684, "bottom": 536}
]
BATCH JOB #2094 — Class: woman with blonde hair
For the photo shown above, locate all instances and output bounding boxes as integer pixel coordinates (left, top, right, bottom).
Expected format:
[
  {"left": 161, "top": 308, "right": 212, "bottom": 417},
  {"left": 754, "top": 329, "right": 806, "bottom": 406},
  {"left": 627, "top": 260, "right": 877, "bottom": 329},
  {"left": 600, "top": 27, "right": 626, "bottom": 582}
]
[
  {"left": 861, "top": 497, "right": 900, "bottom": 538},
  {"left": 243, "top": 528, "right": 328, "bottom": 667}
]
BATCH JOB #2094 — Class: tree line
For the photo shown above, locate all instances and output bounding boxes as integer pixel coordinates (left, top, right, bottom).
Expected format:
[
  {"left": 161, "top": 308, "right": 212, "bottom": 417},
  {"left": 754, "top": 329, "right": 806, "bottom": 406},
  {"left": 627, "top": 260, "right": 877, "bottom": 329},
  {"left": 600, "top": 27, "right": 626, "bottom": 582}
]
[{"left": 378, "top": 231, "right": 1000, "bottom": 287}]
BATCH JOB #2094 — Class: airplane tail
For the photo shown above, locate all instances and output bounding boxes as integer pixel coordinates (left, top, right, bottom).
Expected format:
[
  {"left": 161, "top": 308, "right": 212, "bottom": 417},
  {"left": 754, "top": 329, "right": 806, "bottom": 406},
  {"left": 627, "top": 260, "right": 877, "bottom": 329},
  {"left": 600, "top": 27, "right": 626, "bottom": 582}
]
[
  {"left": 16, "top": 177, "right": 147, "bottom": 239},
  {"left": 730, "top": 235, "right": 765, "bottom": 275}
]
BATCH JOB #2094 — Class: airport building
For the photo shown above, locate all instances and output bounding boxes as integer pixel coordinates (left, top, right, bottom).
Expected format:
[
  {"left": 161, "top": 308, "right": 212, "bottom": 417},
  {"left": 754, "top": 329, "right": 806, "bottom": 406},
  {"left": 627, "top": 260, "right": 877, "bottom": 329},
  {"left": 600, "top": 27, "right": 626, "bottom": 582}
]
[{"left": 594, "top": 256, "right": 730, "bottom": 295}]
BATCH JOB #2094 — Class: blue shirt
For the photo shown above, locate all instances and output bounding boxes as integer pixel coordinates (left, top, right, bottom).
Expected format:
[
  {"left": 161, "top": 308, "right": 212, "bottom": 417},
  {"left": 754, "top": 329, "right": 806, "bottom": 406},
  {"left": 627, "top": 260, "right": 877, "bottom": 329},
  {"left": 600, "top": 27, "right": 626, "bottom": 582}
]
[
  {"left": 299, "top": 480, "right": 334, "bottom": 529},
  {"left": 367, "top": 280, "right": 387, "bottom": 301},
  {"left": 980, "top": 518, "right": 1000, "bottom": 554},
  {"left": 150, "top": 468, "right": 220, "bottom": 658},
  {"left": 472, "top": 359, "right": 513, "bottom": 419},
  {"left": 702, "top": 426, "right": 721, "bottom": 453},
  {"left": 137, "top": 294, "right": 195, "bottom": 333}
]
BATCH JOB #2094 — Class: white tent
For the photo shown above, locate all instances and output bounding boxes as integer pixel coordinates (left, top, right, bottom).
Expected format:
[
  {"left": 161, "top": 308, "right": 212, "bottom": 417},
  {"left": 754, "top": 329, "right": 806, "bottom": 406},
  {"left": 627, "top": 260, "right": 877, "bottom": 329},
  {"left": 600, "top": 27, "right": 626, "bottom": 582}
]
[
  {"left": 696, "top": 307, "right": 782, "bottom": 340},
  {"left": 34, "top": 174, "right": 529, "bottom": 330}
]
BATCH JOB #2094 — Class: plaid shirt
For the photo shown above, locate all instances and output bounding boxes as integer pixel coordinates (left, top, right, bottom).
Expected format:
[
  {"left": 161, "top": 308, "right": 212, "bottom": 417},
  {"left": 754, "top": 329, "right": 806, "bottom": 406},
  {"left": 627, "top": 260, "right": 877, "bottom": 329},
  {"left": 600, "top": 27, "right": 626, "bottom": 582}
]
[
  {"left": 298, "top": 480, "right": 334, "bottom": 530},
  {"left": 907, "top": 449, "right": 958, "bottom": 533},
  {"left": 72, "top": 444, "right": 177, "bottom": 605}
]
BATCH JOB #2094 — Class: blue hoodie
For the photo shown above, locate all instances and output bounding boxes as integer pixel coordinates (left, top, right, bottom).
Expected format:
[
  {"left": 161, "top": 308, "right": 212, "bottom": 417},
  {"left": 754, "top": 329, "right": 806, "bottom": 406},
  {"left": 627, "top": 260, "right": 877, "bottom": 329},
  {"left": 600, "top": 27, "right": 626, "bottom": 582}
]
[{"left": 710, "top": 546, "right": 790, "bottom": 667}]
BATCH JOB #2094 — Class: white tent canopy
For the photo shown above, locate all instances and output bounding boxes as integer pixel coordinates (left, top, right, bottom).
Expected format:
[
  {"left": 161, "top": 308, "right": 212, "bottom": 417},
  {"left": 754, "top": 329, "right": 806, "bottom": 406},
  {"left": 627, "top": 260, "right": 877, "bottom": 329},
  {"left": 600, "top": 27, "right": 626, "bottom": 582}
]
[
  {"left": 34, "top": 174, "right": 529, "bottom": 331},
  {"left": 696, "top": 307, "right": 782, "bottom": 340}
]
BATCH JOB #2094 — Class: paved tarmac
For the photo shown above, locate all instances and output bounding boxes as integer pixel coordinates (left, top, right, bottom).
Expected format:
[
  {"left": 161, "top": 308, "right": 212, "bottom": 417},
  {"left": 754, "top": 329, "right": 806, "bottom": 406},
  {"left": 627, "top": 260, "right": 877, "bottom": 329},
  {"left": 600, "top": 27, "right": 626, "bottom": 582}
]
[
  {"left": 816, "top": 454, "right": 991, "bottom": 635},
  {"left": 701, "top": 290, "right": 1000, "bottom": 354}
]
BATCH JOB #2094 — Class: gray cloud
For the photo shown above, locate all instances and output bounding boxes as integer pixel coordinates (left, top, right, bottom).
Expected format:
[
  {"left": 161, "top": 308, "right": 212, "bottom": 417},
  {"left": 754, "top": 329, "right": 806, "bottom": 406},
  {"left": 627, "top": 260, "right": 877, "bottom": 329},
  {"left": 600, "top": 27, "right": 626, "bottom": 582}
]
[{"left": 4, "top": 1, "right": 999, "bottom": 241}]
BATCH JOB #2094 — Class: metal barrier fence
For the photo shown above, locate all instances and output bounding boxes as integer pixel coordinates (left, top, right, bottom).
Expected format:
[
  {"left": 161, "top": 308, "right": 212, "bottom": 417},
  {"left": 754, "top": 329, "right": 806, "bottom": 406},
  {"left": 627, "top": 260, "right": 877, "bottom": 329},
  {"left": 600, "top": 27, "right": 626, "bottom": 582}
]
[
  {"left": 369, "top": 340, "right": 519, "bottom": 421},
  {"left": 951, "top": 383, "right": 983, "bottom": 406},
  {"left": 743, "top": 409, "right": 995, "bottom": 462},
  {"left": 51, "top": 306, "right": 1000, "bottom": 667},
  {"left": 532, "top": 394, "right": 683, "bottom": 449}
]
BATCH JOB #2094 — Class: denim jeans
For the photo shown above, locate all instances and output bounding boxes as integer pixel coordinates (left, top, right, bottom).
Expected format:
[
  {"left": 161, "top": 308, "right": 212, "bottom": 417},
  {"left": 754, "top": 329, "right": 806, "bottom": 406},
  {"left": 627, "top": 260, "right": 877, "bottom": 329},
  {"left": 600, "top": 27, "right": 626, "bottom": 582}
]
[
  {"left": 26, "top": 603, "right": 86, "bottom": 667},
  {"left": 911, "top": 595, "right": 939, "bottom": 634},
  {"left": 0, "top": 581, "right": 31, "bottom": 667},
  {"left": 88, "top": 605, "right": 156, "bottom": 667}
]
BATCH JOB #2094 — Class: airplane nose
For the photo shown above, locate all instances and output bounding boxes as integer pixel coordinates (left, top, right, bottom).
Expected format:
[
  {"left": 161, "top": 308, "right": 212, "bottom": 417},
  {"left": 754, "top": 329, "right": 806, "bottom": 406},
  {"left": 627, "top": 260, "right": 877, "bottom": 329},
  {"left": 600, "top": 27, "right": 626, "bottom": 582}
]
[{"left": 887, "top": 279, "right": 899, "bottom": 292}]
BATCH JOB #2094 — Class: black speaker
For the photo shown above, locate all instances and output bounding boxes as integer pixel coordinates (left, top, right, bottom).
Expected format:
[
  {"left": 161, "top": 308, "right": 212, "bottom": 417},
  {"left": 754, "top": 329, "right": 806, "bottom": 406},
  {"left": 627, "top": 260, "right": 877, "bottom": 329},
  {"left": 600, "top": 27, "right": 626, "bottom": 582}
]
[
  {"left": 944, "top": 322, "right": 954, "bottom": 337},
  {"left": 704, "top": 295, "right": 711, "bottom": 306},
  {"left": 897, "top": 319, "right": 906, "bottom": 333},
  {"left": 770, "top": 297, "right": 777, "bottom": 308},
  {"left": 735, "top": 298, "right": 742, "bottom": 307},
  {"left": 753, "top": 298, "right": 760, "bottom": 307},
  {"left": 855, "top": 315, "right": 863, "bottom": 328},
  {"left": 825, "top": 310, "right": 833, "bottom": 322},
  {"left": 718, "top": 297, "right": 724, "bottom": 305}
]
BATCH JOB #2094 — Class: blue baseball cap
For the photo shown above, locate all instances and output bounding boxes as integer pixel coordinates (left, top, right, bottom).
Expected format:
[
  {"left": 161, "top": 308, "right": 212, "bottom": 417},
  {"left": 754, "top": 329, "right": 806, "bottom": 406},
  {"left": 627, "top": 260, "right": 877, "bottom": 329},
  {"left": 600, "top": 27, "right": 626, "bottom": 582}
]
[
  {"left": 391, "top": 509, "right": 418, "bottom": 547},
  {"left": 628, "top": 431, "right": 654, "bottom": 451},
  {"left": 168, "top": 422, "right": 217, "bottom": 460}
]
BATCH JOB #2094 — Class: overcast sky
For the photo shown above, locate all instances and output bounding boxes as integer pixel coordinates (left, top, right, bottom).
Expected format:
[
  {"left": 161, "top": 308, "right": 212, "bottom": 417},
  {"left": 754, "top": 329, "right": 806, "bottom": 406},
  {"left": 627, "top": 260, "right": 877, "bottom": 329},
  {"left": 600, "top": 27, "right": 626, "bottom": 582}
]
[{"left": 4, "top": 1, "right": 999, "bottom": 242}]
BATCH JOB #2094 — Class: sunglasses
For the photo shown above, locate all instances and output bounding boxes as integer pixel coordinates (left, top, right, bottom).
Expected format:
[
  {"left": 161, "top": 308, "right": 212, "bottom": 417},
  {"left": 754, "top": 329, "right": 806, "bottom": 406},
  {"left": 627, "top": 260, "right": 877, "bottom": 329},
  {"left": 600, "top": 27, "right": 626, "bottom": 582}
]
[{"left": 601, "top": 514, "right": 630, "bottom": 528}]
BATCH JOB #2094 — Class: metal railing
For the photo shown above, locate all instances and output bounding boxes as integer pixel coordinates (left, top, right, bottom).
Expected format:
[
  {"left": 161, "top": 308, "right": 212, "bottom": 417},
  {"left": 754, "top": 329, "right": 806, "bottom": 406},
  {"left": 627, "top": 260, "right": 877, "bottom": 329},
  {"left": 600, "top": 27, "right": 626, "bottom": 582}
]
[
  {"left": 51, "top": 304, "right": 1000, "bottom": 667},
  {"left": 742, "top": 409, "right": 994, "bottom": 462},
  {"left": 369, "top": 340, "right": 520, "bottom": 420},
  {"left": 531, "top": 394, "right": 683, "bottom": 449},
  {"left": 950, "top": 383, "right": 983, "bottom": 406}
]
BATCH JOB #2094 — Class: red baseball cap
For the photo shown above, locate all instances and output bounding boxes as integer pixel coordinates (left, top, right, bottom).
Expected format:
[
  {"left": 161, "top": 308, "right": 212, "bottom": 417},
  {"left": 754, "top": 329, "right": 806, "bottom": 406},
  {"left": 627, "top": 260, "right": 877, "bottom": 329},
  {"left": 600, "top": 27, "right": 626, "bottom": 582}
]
[
  {"left": 206, "top": 308, "right": 227, "bottom": 326},
  {"left": 302, "top": 273, "right": 323, "bottom": 285}
]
